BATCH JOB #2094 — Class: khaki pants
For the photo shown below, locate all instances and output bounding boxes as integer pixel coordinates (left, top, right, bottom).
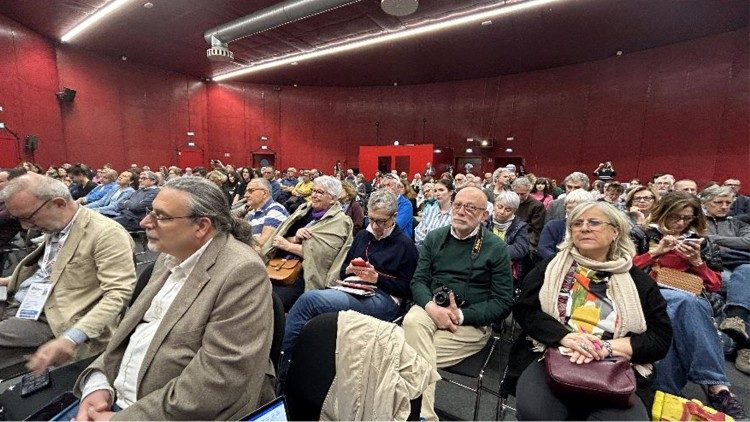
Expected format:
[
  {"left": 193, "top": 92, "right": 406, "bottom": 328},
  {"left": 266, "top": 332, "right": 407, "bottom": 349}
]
[{"left": 402, "top": 305, "right": 491, "bottom": 421}]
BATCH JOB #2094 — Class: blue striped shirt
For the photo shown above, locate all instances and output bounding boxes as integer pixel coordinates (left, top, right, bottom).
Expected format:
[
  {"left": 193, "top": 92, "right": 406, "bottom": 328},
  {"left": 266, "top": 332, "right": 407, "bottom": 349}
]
[
  {"left": 414, "top": 205, "right": 452, "bottom": 247},
  {"left": 247, "top": 199, "right": 289, "bottom": 238}
]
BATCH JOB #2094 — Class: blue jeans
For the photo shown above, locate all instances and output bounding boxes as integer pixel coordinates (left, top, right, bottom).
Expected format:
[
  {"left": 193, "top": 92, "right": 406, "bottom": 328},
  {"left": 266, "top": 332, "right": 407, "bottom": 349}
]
[
  {"left": 723, "top": 264, "right": 750, "bottom": 318},
  {"left": 654, "top": 288, "right": 730, "bottom": 393},
  {"left": 277, "top": 288, "right": 400, "bottom": 388}
]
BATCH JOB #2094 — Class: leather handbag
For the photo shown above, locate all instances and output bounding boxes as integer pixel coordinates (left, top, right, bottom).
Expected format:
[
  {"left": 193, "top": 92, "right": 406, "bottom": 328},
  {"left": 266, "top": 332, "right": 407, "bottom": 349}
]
[
  {"left": 651, "top": 266, "right": 704, "bottom": 295},
  {"left": 266, "top": 257, "right": 302, "bottom": 286},
  {"left": 544, "top": 347, "right": 636, "bottom": 408}
]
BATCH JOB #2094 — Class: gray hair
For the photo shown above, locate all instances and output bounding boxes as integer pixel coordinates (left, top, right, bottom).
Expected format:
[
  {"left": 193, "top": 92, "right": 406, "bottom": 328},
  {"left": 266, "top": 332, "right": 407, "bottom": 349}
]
[
  {"left": 700, "top": 185, "right": 735, "bottom": 203},
  {"left": 512, "top": 177, "right": 533, "bottom": 190},
  {"left": 494, "top": 190, "right": 520, "bottom": 211},
  {"left": 141, "top": 171, "right": 159, "bottom": 182},
  {"left": 314, "top": 175, "right": 342, "bottom": 198},
  {"left": 163, "top": 177, "right": 252, "bottom": 244},
  {"left": 563, "top": 172, "right": 591, "bottom": 190},
  {"left": 368, "top": 189, "right": 398, "bottom": 215},
  {"left": 654, "top": 174, "right": 675, "bottom": 185},
  {"left": 559, "top": 201, "right": 636, "bottom": 260},
  {"left": 250, "top": 177, "right": 272, "bottom": 192},
  {"left": 492, "top": 167, "right": 511, "bottom": 182},
  {"left": 421, "top": 182, "right": 435, "bottom": 191},
  {"left": 565, "top": 189, "right": 596, "bottom": 204},
  {"left": 0, "top": 173, "right": 72, "bottom": 202}
]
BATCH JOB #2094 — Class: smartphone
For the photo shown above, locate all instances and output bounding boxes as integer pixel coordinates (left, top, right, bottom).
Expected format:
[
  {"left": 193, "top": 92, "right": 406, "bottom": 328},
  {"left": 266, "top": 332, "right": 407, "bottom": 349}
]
[{"left": 20, "top": 368, "right": 50, "bottom": 397}]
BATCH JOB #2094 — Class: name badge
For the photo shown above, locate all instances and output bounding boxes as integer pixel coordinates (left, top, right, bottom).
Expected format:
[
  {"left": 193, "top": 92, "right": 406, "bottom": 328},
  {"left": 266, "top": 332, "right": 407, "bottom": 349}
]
[
  {"left": 0, "top": 286, "right": 7, "bottom": 302},
  {"left": 16, "top": 283, "right": 53, "bottom": 320}
]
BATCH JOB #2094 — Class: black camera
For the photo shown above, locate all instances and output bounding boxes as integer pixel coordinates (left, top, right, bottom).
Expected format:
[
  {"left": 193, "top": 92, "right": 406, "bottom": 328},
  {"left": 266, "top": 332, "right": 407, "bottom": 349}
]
[{"left": 432, "top": 286, "right": 465, "bottom": 308}]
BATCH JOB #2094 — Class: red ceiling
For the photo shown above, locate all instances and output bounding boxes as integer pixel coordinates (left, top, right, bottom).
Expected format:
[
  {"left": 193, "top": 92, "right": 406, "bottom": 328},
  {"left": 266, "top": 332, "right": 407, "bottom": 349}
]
[{"left": 0, "top": 0, "right": 747, "bottom": 86}]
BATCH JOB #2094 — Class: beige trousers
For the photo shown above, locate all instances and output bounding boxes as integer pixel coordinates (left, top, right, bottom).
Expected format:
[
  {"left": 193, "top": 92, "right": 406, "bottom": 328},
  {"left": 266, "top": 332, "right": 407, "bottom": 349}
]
[{"left": 402, "top": 304, "right": 491, "bottom": 421}]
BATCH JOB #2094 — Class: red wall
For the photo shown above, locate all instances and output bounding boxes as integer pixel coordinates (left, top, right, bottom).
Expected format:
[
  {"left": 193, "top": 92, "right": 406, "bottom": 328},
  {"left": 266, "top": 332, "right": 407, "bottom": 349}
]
[
  {"left": 0, "top": 11, "right": 747, "bottom": 190},
  {"left": 358, "top": 145, "right": 434, "bottom": 179}
]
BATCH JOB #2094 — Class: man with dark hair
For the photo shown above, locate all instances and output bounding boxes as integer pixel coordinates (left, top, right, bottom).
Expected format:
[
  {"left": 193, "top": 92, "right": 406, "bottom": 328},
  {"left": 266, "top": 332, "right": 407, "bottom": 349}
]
[
  {"left": 73, "top": 177, "right": 274, "bottom": 420},
  {"left": 68, "top": 164, "right": 97, "bottom": 200}
]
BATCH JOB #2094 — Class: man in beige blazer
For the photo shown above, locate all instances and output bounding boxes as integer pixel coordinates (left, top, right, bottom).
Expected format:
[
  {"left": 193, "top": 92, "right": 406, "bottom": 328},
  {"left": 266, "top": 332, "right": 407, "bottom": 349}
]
[
  {"left": 0, "top": 173, "right": 136, "bottom": 370},
  {"left": 74, "top": 177, "right": 275, "bottom": 421}
]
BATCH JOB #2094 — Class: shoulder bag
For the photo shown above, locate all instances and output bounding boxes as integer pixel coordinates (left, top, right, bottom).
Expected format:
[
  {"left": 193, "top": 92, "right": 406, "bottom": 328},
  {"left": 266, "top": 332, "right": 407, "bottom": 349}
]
[
  {"left": 544, "top": 347, "right": 636, "bottom": 408},
  {"left": 266, "top": 257, "right": 302, "bottom": 286}
]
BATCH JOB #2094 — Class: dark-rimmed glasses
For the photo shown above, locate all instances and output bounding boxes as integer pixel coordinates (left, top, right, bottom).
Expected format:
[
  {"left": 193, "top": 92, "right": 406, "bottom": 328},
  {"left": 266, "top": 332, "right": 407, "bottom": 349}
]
[
  {"left": 144, "top": 208, "right": 200, "bottom": 223},
  {"left": 16, "top": 199, "right": 52, "bottom": 223}
]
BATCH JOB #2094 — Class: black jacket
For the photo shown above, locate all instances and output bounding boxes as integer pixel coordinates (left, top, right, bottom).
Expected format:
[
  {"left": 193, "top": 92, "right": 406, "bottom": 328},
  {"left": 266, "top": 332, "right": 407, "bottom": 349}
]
[{"left": 504, "top": 255, "right": 673, "bottom": 400}]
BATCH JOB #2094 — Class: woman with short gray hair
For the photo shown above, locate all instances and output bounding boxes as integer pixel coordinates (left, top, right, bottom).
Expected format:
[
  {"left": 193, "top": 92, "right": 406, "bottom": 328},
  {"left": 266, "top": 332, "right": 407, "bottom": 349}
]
[
  {"left": 491, "top": 191, "right": 529, "bottom": 281},
  {"left": 261, "top": 174, "right": 353, "bottom": 311}
]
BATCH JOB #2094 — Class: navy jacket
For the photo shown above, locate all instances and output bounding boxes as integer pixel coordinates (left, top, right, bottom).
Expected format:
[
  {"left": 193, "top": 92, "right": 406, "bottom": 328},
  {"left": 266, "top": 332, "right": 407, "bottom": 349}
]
[{"left": 537, "top": 219, "right": 566, "bottom": 260}]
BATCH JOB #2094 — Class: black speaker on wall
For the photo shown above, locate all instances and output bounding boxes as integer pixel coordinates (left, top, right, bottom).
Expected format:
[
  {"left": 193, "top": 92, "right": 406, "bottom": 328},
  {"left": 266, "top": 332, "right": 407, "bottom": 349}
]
[{"left": 56, "top": 87, "right": 76, "bottom": 102}]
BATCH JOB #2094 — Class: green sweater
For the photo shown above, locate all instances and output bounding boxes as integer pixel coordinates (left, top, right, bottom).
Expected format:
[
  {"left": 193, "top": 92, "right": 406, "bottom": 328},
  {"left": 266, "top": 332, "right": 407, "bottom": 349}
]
[{"left": 411, "top": 225, "right": 514, "bottom": 326}]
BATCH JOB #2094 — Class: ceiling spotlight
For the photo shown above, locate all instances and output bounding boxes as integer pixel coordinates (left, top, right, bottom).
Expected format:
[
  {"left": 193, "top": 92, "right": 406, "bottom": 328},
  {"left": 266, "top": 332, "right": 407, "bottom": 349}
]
[
  {"left": 381, "top": 0, "right": 419, "bottom": 17},
  {"left": 480, "top": 140, "right": 489, "bottom": 147},
  {"left": 506, "top": 136, "right": 514, "bottom": 141},
  {"left": 393, "top": 140, "right": 400, "bottom": 146},
  {"left": 434, "top": 149, "right": 442, "bottom": 154},
  {"left": 121, "top": 55, "right": 127, "bottom": 61},
  {"left": 466, "top": 148, "right": 473, "bottom": 154},
  {"left": 481, "top": 20, "right": 493, "bottom": 25},
  {"left": 616, "top": 50, "right": 623, "bottom": 56},
  {"left": 506, "top": 148, "right": 513, "bottom": 153},
  {"left": 293, "top": 84, "right": 298, "bottom": 87}
]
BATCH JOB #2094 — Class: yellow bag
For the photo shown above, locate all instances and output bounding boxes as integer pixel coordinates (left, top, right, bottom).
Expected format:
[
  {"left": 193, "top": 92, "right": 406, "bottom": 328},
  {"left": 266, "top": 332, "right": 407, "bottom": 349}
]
[{"left": 652, "top": 390, "right": 734, "bottom": 421}]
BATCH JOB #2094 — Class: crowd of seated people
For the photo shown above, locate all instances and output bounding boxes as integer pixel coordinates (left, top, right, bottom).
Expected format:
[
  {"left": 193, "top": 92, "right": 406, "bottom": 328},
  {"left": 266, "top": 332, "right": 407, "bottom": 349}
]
[{"left": 1, "top": 158, "right": 748, "bottom": 420}]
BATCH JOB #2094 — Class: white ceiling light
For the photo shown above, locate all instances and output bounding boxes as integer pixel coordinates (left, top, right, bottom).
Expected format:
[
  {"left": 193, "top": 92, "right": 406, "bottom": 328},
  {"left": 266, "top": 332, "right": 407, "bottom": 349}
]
[
  {"left": 213, "top": 0, "right": 563, "bottom": 82},
  {"left": 466, "top": 148, "right": 473, "bottom": 154},
  {"left": 393, "top": 140, "right": 400, "bottom": 146},
  {"left": 506, "top": 147, "right": 513, "bottom": 152},
  {"left": 61, "top": 0, "right": 133, "bottom": 42},
  {"left": 381, "top": 0, "right": 419, "bottom": 17},
  {"left": 434, "top": 149, "right": 442, "bottom": 153}
]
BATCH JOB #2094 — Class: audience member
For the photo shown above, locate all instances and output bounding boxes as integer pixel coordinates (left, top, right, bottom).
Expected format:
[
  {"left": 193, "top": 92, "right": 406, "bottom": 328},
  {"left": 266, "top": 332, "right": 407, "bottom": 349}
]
[
  {"left": 490, "top": 191, "right": 529, "bottom": 283},
  {"left": 632, "top": 192, "right": 746, "bottom": 418},
  {"left": 223, "top": 171, "right": 243, "bottom": 204},
  {"left": 674, "top": 179, "right": 698, "bottom": 195},
  {"left": 113, "top": 171, "right": 160, "bottom": 231},
  {"left": 545, "top": 171, "right": 591, "bottom": 223},
  {"left": 513, "top": 202, "right": 671, "bottom": 420},
  {"left": 278, "top": 167, "right": 298, "bottom": 203},
  {"left": 277, "top": 190, "right": 418, "bottom": 391},
  {"left": 68, "top": 164, "right": 97, "bottom": 200},
  {"left": 725, "top": 178, "right": 750, "bottom": 218},
  {"left": 537, "top": 189, "right": 596, "bottom": 260},
  {"left": 403, "top": 187, "right": 513, "bottom": 420},
  {"left": 512, "top": 177, "right": 546, "bottom": 252},
  {"left": 529, "top": 177, "right": 553, "bottom": 208},
  {"left": 600, "top": 181, "right": 626, "bottom": 211},
  {"left": 701, "top": 185, "right": 750, "bottom": 375},
  {"left": 77, "top": 168, "right": 118, "bottom": 205},
  {"left": 411, "top": 172, "right": 423, "bottom": 192},
  {"left": 262, "top": 176, "right": 353, "bottom": 311},
  {"left": 653, "top": 174, "right": 675, "bottom": 196},
  {"left": 285, "top": 170, "right": 314, "bottom": 212},
  {"left": 0, "top": 168, "right": 25, "bottom": 247},
  {"left": 262, "top": 166, "right": 282, "bottom": 201},
  {"left": 593, "top": 161, "right": 617, "bottom": 181},
  {"left": 339, "top": 181, "right": 364, "bottom": 237},
  {"left": 0, "top": 173, "right": 136, "bottom": 372},
  {"left": 484, "top": 167, "right": 513, "bottom": 205},
  {"left": 244, "top": 177, "right": 290, "bottom": 249},
  {"left": 417, "top": 182, "right": 436, "bottom": 213},
  {"left": 88, "top": 171, "right": 137, "bottom": 218},
  {"left": 625, "top": 185, "right": 660, "bottom": 226},
  {"left": 73, "top": 177, "right": 275, "bottom": 420},
  {"left": 379, "top": 174, "right": 414, "bottom": 238},
  {"left": 414, "top": 179, "right": 453, "bottom": 248}
]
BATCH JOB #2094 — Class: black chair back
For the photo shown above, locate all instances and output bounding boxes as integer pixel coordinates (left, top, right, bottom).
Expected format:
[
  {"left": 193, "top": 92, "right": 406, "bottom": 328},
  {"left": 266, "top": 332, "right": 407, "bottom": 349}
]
[{"left": 270, "top": 292, "right": 284, "bottom": 371}]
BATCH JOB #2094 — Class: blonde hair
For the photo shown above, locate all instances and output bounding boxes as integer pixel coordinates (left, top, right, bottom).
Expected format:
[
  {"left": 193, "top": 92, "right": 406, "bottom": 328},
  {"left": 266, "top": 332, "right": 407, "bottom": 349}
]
[{"left": 558, "top": 201, "right": 636, "bottom": 260}]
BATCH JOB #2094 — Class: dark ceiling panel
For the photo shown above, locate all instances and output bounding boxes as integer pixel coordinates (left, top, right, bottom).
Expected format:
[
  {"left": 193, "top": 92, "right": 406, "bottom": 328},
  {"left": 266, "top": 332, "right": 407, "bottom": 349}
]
[{"left": 0, "top": 0, "right": 746, "bottom": 86}]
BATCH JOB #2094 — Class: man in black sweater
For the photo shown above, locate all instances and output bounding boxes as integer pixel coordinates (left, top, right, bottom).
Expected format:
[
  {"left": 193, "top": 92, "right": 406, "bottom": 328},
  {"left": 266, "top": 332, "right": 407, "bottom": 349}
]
[
  {"left": 276, "top": 190, "right": 418, "bottom": 392},
  {"left": 403, "top": 186, "right": 513, "bottom": 420}
]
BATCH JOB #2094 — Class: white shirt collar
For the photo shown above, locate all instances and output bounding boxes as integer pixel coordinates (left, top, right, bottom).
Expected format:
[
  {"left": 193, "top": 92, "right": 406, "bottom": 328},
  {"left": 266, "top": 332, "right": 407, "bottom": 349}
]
[
  {"left": 450, "top": 224, "right": 480, "bottom": 240},
  {"left": 366, "top": 222, "right": 396, "bottom": 241},
  {"left": 164, "top": 237, "right": 215, "bottom": 277}
]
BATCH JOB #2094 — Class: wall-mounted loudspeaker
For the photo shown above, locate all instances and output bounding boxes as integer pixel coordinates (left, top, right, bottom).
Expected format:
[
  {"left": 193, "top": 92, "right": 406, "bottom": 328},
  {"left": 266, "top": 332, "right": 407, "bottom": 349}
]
[{"left": 56, "top": 87, "right": 76, "bottom": 102}]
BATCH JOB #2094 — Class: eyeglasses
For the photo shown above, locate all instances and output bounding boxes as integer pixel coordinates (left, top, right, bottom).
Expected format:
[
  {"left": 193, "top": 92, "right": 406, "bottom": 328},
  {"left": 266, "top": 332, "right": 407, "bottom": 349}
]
[
  {"left": 369, "top": 215, "right": 394, "bottom": 227},
  {"left": 452, "top": 202, "right": 482, "bottom": 214},
  {"left": 144, "top": 208, "right": 200, "bottom": 223},
  {"left": 668, "top": 215, "right": 697, "bottom": 223},
  {"left": 16, "top": 199, "right": 52, "bottom": 222},
  {"left": 633, "top": 196, "right": 655, "bottom": 202},
  {"left": 570, "top": 218, "right": 616, "bottom": 231},
  {"left": 311, "top": 188, "right": 329, "bottom": 196},
  {"left": 246, "top": 188, "right": 267, "bottom": 194}
]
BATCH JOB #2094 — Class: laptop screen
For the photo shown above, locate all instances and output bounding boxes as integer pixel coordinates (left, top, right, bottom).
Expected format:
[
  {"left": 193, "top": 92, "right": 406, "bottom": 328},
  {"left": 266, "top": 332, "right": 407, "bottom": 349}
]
[{"left": 241, "top": 396, "right": 288, "bottom": 421}]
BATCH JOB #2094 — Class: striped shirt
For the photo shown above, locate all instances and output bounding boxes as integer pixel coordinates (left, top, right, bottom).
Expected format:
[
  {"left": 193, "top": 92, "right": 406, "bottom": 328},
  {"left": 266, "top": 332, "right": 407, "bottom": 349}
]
[
  {"left": 247, "top": 199, "right": 289, "bottom": 238},
  {"left": 414, "top": 205, "right": 452, "bottom": 247}
]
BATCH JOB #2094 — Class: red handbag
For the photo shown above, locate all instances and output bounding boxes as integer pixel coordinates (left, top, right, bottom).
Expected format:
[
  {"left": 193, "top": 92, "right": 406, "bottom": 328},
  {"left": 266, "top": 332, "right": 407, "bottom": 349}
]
[{"left": 544, "top": 347, "right": 636, "bottom": 408}]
